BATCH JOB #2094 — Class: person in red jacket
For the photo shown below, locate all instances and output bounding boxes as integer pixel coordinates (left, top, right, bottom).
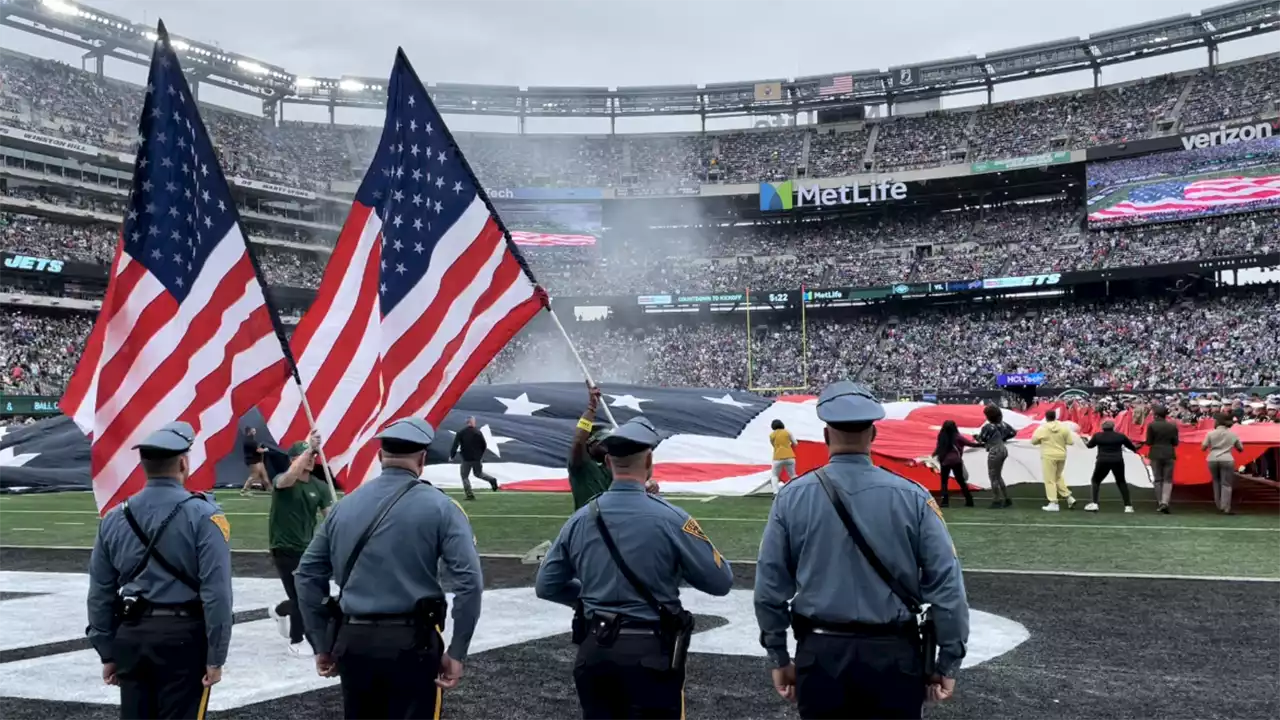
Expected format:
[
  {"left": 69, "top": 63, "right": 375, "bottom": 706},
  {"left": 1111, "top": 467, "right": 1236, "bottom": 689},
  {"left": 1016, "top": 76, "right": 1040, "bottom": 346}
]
[{"left": 934, "top": 420, "right": 980, "bottom": 507}]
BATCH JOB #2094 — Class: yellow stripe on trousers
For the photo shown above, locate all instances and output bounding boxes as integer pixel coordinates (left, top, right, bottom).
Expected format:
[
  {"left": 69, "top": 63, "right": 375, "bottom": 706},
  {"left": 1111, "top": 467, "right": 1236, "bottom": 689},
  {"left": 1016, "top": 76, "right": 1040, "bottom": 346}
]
[
  {"left": 434, "top": 625, "right": 444, "bottom": 720},
  {"left": 196, "top": 686, "right": 211, "bottom": 720}
]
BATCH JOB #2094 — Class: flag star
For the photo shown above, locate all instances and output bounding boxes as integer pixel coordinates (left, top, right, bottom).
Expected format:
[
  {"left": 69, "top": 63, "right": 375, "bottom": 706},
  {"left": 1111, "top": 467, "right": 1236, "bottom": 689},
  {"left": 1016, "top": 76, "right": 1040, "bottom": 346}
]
[
  {"left": 177, "top": 136, "right": 186, "bottom": 150},
  {"left": 144, "top": 202, "right": 156, "bottom": 214},
  {"left": 395, "top": 119, "right": 402, "bottom": 131},
  {"left": 160, "top": 52, "right": 170, "bottom": 68},
  {"left": 392, "top": 189, "right": 404, "bottom": 202},
  {"left": 142, "top": 179, "right": 154, "bottom": 192},
  {"left": 395, "top": 166, "right": 404, "bottom": 178},
  {"left": 167, "top": 85, "right": 176, "bottom": 96},
  {"left": 373, "top": 189, "right": 383, "bottom": 200},
  {"left": 382, "top": 167, "right": 392, "bottom": 177},
  {"left": 380, "top": 258, "right": 387, "bottom": 270},
  {"left": 412, "top": 194, "right": 423, "bottom": 206},
  {"left": 172, "top": 110, "right": 181, "bottom": 122},
  {"left": 495, "top": 393, "right": 550, "bottom": 416},
  {"left": 127, "top": 209, "right": 139, "bottom": 221},
  {"left": 409, "top": 119, "right": 417, "bottom": 132},
  {"left": 380, "top": 282, "right": 387, "bottom": 294},
  {"left": 200, "top": 164, "right": 209, "bottom": 177},
  {"left": 607, "top": 394, "right": 652, "bottom": 412},
  {"left": 478, "top": 424, "right": 512, "bottom": 458},
  {"left": 151, "top": 248, "right": 162, "bottom": 259},
  {"left": 413, "top": 218, "right": 423, "bottom": 231},
  {"left": 165, "top": 181, "right": 177, "bottom": 193},
  {"left": 171, "top": 230, "right": 181, "bottom": 241},
  {"left": 435, "top": 176, "right": 445, "bottom": 189},
  {"left": 413, "top": 241, "right": 424, "bottom": 253},
  {"left": 434, "top": 200, "right": 443, "bottom": 214},
  {"left": 425, "top": 121, "right": 434, "bottom": 135},
  {"left": 151, "top": 105, "right": 162, "bottom": 119},
  {"left": 202, "top": 190, "right": 211, "bottom": 202},
  {"left": 411, "top": 168, "right": 422, "bottom": 181},
  {"left": 410, "top": 144, "right": 420, "bottom": 157},
  {"left": 135, "top": 133, "right": 145, "bottom": 147},
  {"left": 139, "top": 157, "right": 149, "bottom": 169},
  {"left": 156, "top": 131, "right": 167, "bottom": 144},
  {"left": 703, "top": 393, "right": 754, "bottom": 409},
  {"left": 217, "top": 199, "right": 226, "bottom": 212},
  {"left": 184, "top": 188, "right": 192, "bottom": 199},
  {"left": 146, "top": 82, "right": 154, "bottom": 95},
  {"left": 437, "top": 151, "right": 446, "bottom": 164},
  {"left": 187, "top": 261, "right": 193, "bottom": 271},
  {"left": 173, "top": 253, "right": 184, "bottom": 263},
  {"left": 148, "top": 225, "right": 159, "bottom": 236},
  {"left": 182, "top": 162, "right": 190, "bottom": 175},
  {"left": 393, "top": 214, "right": 404, "bottom": 228},
  {"left": 393, "top": 238, "right": 403, "bottom": 250},
  {"left": 408, "top": 94, "right": 416, "bottom": 107},
  {"left": 169, "top": 206, "right": 180, "bottom": 218},
  {"left": 178, "top": 91, "right": 185, "bottom": 104},
  {"left": 175, "top": 277, "right": 183, "bottom": 288},
  {"left": 131, "top": 231, "right": 140, "bottom": 242},
  {"left": 161, "top": 156, "right": 173, "bottom": 168},
  {"left": 203, "top": 216, "right": 213, "bottom": 228},
  {"left": 395, "top": 262, "right": 407, "bottom": 274},
  {"left": 453, "top": 181, "right": 464, "bottom": 194},
  {"left": 397, "top": 143, "right": 404, "bottom": 153}
]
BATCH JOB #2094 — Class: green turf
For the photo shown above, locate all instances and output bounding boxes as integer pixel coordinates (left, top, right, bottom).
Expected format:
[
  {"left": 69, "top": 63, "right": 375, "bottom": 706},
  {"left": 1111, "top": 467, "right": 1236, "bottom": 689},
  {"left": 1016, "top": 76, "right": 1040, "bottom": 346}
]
[{"left": 3, "top": 487, "right": 1278, "bottom": 577}]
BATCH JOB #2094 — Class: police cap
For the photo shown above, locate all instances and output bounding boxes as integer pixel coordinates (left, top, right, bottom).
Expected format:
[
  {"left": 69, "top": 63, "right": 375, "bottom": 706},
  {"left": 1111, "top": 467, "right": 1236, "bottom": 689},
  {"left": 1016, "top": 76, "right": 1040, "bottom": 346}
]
[
  {"left": 816, "top": 381, "right": 886, "bottom": 424},
  {"left": 599, "top": 416, "right": 661, "bottom": 457},
  {"left": 132, "top": 421, "right": 195, "bottom": 460},
  {"left": 376, "top": 416, "right": 436, "bottom": 451}
]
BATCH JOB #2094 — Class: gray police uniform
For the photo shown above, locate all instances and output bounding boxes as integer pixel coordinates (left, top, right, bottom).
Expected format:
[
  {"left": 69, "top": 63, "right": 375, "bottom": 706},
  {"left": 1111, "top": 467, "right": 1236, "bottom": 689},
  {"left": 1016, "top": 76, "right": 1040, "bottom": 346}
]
[
  {"left": 294, "top": 416, "right": 483, "bottom": 720},
  {"left": 536, "top": 417, "right": 734, "bottom": 719},
  {"left": 754, "top": 383, "right": 970, "bottom": 720},
  {"left": 86, "top": 422, "right": 233, "bottom": 720}
]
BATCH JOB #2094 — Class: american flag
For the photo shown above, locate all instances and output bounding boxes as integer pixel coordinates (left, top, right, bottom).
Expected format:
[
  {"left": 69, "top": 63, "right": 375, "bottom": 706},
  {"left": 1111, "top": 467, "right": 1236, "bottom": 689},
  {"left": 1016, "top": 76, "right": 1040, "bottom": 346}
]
[
  {"left": 1088, "top": 175, "right": 1280, "bottom": 222},
  {"left": 60, "top": 25, "right": 292, "bottom": 513},
  {"left": 818, "top": 75, "right": 854, "bottom": 96},
  {"left": 510, "top": 230, "right": 597, "bottom": 247},
  {"left": 261, "top": 49, "right": 547, "bottom": 489}
]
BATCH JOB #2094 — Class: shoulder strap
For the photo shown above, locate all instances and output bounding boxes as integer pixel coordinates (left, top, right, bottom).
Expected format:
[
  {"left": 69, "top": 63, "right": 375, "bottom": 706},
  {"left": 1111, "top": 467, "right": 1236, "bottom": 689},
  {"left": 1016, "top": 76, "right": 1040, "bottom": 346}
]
[
  {"left": 121, "top": 497, "right": 201, "bottom": 592},
  {"left": 337, "top": 478, "right": 420, "bottom": 594},
  {"left": 590, "top": 498, "right": 663, "bottom": 615},
  {"left": 813, "top": 467, "right": 922, "bottom": 615}
]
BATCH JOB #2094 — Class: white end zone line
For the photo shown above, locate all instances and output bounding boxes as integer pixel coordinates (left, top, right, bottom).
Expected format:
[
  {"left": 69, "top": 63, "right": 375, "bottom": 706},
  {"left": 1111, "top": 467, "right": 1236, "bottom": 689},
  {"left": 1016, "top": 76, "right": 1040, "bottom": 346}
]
[{"left": 1, "top": 545, "right": 1277, "bottom": 583}]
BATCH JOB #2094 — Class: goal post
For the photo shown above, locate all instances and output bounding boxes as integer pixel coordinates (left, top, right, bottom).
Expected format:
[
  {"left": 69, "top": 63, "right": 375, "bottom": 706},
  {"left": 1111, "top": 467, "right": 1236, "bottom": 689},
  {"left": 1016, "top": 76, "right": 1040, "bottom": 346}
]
[{"left": 746, "top": 286, "right": 809, "bottom": 394}]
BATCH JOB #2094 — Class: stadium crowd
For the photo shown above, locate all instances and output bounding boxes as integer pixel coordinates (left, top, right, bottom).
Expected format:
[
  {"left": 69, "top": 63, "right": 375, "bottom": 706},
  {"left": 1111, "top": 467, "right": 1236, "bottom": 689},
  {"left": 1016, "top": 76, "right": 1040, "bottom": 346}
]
[{"left": 4, "top": 50, "right": 1278, "bottom": 190}]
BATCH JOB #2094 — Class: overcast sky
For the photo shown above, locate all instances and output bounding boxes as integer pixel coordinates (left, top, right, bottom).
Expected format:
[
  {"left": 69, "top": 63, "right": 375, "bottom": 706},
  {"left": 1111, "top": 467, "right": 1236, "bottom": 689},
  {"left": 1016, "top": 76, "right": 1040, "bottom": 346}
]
[{"left": 2, "top": 0, "right": 1275, "bottom": 132}]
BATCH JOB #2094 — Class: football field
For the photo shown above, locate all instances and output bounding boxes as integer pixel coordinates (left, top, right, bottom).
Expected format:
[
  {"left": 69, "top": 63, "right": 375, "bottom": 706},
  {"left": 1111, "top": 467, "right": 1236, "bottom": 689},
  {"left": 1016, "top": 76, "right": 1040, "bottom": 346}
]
[{"left": 1, "top": 485, "right": 1278, "bottom": 719}]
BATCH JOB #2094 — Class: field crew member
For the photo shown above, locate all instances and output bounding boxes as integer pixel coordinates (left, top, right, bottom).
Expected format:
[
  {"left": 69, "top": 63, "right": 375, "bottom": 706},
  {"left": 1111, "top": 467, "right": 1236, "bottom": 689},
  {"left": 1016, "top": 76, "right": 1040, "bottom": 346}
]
[
  {"left": 267, "top": 432, "right": 331, "bottom": 653},
  {"left": 1031, "top": 409, "right": 1079, "bottom": 512},
  {"left": 754, "top": 382, "right": 970, "bottom": 720},
  {"left": 568, "top": 384, "right": 614, "bottom": 510},
  {"left": 87, "top": 421, "right": 233, "bottom": 719},
  {"left": 536, "top": 416, "right": 734, "bottom": 719},
  {"left": 1144, "top": 405, "right": 1179, "bottom": 514},
  {"left": 294, "top": 417, "right": 483, "bottom": 720},
  {"left": 769, "top": 418, "right": 798, "bottom": 492},
  {"left": 449, "top": 416, "right": 501, "bottom": 500}
]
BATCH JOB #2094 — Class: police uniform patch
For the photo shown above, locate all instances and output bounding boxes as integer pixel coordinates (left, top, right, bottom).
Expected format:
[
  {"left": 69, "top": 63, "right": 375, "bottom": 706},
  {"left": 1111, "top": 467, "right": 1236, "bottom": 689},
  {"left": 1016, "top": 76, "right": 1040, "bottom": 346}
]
[
  {"left": 926, "top": 498, "right": 947, "bottom": 524},
  {"left": 682, "top": 517, "right": 709, "bottom": 542},
  {"left": 210, "top": 513, "right": 231, "bottom": 542}
]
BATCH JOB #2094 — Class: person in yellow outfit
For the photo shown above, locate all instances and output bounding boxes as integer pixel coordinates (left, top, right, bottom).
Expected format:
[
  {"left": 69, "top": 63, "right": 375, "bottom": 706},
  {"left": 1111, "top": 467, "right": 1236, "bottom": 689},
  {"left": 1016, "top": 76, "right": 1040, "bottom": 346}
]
[
  {"left": 1030, "top": 410, "right": 1078, "bottom": 512},
  {"left": 768, "top": 419, "right": 798, "bottom": 493}
]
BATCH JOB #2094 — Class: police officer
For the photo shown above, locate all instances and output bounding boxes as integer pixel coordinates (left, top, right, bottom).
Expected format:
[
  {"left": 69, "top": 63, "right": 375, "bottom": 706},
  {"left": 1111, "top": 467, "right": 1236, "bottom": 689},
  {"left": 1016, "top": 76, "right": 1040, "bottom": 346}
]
[
  {"left": 754, "top": 382, "right": 970, "bottom": 720},
  {"left": 86, "top": 421, "right": 233, "bottom": 720},
  {"left": 536, "top": 416, "right": 734, "bottom": 719},
  {"left": 294, "top": 416, "right": 483, "bottom": 720}
]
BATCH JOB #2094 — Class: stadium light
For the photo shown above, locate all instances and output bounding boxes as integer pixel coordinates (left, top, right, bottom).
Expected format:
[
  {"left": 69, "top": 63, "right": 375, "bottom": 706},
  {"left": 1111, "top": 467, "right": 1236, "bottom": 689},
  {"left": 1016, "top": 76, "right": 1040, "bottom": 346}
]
[
  {"left": 339, "top": 79, "right": 366, "bottom": 92},
  {"left": 172, "top": 39, "right": 190, "bottom": 51},
  {"left": 237, "top": 60, "right": 268, "bottom": 75},
  {"left": 295, "top": 77, "right": 319, "bottom": 88},
  {"left": 41, "top": 0, "right": 78, "bottom": 15}
]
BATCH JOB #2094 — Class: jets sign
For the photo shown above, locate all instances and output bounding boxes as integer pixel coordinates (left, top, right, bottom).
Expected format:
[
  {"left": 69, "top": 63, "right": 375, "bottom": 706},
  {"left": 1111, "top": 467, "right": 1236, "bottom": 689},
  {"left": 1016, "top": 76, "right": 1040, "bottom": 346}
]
[
  {"left": 2, "top": 254, "right": 64, "bottom": 273},
  {"left": 0, "top": 572, "right": 1028, "bottom": 711}
]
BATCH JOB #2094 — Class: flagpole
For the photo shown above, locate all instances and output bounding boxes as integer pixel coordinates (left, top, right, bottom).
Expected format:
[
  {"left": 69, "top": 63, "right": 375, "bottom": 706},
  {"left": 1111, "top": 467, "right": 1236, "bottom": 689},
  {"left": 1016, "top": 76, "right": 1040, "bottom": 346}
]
[{"left": 545, "top": 306, "right": 619, "bottom": 428}]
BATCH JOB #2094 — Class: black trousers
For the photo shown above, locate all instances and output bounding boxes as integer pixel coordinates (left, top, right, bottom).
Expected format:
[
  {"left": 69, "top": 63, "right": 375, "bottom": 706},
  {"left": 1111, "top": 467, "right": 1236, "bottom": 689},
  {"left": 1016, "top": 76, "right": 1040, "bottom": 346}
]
[
  {"left": 795, "top": 632, "right": 925, "bottom": 720},
  {"left": 114, "top": 615, "right": 209, "bottom": 720},
  {"left": 459, "top": 460, "right": 498, "bottom": 496},
  {"left": 938, "top": 464, "right": 972, "bottom": 505},
  {"left": 335, "top": 622, "right": 443, "bottom": 720},
  {"left": 270, "top": 548, "right": 306, "bottom": 644},
  {"left": 573, "top": 632, "right": 683, "bottom": 719},
  {"left": 1090, "top": 461, "right": 1132, "bottom": 506}
]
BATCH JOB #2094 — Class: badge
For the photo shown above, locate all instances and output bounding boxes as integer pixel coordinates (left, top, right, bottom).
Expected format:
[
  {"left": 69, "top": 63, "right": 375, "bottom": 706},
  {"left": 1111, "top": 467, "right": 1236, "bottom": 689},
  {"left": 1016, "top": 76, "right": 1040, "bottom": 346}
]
[
  {"left": 926, "top": 498, "right": 947, "bottom": 524},
  {"left": 210, "top": 513, "right": 231, "bottom": 543},
  {"left": 682, "top": 517, "right": 709, "bottom": 542}
]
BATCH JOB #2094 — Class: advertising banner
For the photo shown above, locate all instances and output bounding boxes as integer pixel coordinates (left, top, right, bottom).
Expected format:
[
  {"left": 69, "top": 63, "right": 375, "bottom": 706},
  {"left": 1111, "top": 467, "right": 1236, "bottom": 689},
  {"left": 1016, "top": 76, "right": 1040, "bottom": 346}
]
[
  {"left": 0, "top": 395, "right": 62, "bottom": 417},
  {"left": 489, "top": 187, "right": 604, "bottom": 201},
  {"left": 971, "top": 151, "right": 1072, "bottom": 174},
  {"left": 1, "top": 252, "right": 106, "bottom": 279},
  {"left": 996, "top": 373, "right": 1046, "bottom": 387}
]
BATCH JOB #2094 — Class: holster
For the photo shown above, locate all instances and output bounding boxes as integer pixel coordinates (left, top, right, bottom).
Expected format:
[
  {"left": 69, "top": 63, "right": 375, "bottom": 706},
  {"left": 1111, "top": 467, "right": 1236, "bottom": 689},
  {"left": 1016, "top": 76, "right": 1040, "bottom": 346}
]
[
  {"left": 322, "top": 596, "right": 343, "bottom": 652},
  {"left": 571, "top": 601, "right": 588, "bottom": 645},
  {"left": 920, "top": 608, "right": 938, "bottom": 678},
  {"left": 660, "top": 608, "right": 696, "bottom": 672},
  {"left": 411, "top": 597, "right": 448, "bottom": 650}
]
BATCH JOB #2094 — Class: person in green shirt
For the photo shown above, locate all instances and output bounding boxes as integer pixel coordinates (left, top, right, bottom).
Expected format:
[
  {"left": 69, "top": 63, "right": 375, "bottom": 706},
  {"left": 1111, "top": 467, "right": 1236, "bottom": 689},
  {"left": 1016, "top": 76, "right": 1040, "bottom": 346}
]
[
  {"left": 568, "top": 385, "right": 660, "bottom": 510},
  {"left": 267, "top": 431, "right": 332, "bottom": 654}
]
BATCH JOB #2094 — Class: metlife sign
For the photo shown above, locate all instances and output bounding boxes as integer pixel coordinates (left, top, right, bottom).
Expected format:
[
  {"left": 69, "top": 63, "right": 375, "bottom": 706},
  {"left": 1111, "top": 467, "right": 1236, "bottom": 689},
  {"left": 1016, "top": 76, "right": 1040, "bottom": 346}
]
[
  {"left": 1179, "top": 121, "right": 1273, "bottom": 151},
  {"left": 760, "top": 179, "right": 907, "bottom": 212}
]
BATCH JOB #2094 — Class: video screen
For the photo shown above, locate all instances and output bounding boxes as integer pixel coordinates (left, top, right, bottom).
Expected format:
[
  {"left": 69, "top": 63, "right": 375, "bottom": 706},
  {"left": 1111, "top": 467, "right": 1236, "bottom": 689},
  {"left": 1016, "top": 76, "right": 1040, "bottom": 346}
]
[
  {"left": 1086, "top": 131, "right": 1280, "bottom": 228},
  {"left": 493, "top": 200, "right": 601, "bottom": 244}
]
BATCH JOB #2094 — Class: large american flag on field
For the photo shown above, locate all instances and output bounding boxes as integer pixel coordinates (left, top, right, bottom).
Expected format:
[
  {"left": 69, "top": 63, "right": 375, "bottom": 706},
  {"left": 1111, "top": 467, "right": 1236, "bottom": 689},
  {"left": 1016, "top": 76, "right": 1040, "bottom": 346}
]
[
  {"left": 818, "top": 74, "right": 854, "bottom": 96},
  {"left": 1088, "top": 174, "right": 1280, "bottom": 222},
  {"left": 60, "top": 25, "right": 292, "bottom": 513},
  {"left": 261, "top": 49, "right": 547, "bottom": 489}
]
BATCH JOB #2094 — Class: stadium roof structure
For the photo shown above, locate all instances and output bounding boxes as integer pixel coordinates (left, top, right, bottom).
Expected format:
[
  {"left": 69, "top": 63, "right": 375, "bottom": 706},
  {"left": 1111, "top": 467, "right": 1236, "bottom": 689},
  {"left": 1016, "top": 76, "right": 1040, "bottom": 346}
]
[{"left": 1, "top": 0, "right": 1278, "bottom": 120}]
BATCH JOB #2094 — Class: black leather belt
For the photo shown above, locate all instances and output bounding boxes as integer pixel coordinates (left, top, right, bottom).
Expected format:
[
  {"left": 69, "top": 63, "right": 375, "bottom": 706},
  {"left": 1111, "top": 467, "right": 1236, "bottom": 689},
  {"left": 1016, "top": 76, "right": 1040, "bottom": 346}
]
[
  {"left": 797, "top": 614, "right": 917, "bottom": 638},
  {"left": 345, "top": 615, "right": 414, "bottom": 626},
  {"left": 144, "top": 605, "right": 202, "bottom": 618}
]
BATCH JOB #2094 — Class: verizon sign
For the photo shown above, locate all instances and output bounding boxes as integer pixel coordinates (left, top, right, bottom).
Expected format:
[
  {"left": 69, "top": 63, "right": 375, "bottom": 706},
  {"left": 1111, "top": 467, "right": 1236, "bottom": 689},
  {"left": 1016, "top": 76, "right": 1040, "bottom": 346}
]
[{"left": 1180, "top": 122, "right": 1274, "bottom": 151}]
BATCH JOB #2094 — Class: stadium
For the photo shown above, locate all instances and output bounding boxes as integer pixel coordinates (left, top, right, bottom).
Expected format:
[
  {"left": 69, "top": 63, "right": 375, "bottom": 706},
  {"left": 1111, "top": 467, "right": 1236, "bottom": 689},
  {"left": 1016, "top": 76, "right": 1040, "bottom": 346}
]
[{"left": 1, "top": 0, "right": 1279, "bottom": 717}]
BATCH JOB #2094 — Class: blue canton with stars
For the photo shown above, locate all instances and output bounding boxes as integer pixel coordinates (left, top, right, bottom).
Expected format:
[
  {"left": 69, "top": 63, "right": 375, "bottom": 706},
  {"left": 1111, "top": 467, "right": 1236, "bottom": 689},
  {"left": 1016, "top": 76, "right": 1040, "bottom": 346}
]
[
  {"left": 355, "top": 51, "right": 491, "bottom": 315},
  {"left": 123, "top": 32, "right": 238, "bottom": 304}
]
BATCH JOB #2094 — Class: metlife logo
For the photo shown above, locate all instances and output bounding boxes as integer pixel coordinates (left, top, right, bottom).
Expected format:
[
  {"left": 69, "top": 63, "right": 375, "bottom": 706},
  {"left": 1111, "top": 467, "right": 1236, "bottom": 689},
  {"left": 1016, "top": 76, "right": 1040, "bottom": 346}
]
[
  {"left": 760, "top": 180, "right": 908, "bottom": 211},
  {"left": 1179, "top": 121, "right": 1274, "bottom": 151}
]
